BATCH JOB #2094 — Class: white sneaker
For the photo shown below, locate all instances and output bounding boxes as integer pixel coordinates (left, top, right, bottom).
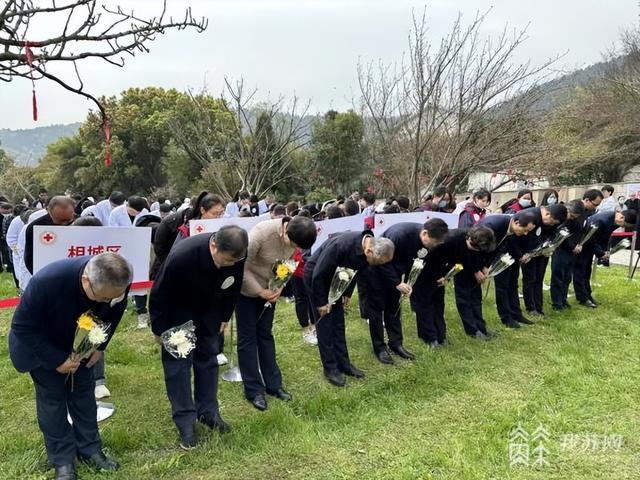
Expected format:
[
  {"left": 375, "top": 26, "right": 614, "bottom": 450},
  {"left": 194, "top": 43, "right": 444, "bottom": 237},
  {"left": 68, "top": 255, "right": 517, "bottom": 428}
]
[
  {"left": 216, "top": 353, "right": 229, "bottom": 366},
  {"left": 137, "top": 313, "right": 149, "bottom": 329},
  {"left": 303, "top": 330, "right": 318, "bottom": 346},
  {"left": 95, "top": 385, "right": 111, "bottom": 399}
]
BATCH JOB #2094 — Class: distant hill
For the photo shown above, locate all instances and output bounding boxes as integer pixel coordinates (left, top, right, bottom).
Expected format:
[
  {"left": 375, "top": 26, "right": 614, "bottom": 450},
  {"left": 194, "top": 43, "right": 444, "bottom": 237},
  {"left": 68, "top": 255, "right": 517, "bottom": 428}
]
[
  {"left": 0, "top": 59, "right": 622, "bottom": 167},
  {"left": 0, "top": 123, "right": 81, "bottom": 165}
]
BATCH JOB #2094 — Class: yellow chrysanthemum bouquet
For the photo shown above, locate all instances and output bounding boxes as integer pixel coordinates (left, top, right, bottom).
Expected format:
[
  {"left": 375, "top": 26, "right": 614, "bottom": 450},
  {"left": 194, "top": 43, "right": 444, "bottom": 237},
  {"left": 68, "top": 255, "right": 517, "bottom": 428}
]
[{"left": 72, "top": 311, "right": 111, "bottom": 362}]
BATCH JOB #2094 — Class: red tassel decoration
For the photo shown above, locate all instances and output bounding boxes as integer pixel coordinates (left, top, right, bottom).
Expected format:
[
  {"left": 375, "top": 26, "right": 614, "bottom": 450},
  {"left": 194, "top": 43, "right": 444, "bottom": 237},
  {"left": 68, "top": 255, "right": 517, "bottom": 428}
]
[
  {"left": 25, "top": 41, "right": 38, "bottom": 122},
  {"left": 103, "top": 119, "right": 111, "bottom": 167},
  {"left": 32, "top": 89, "right": 38, "bottom": 121}
]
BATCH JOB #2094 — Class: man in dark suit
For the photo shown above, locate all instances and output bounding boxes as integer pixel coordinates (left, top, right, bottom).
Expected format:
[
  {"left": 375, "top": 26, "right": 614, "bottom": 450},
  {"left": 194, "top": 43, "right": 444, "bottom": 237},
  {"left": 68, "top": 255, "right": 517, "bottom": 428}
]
[
  {"left": 429, "top": 226, "right": 497, "bottom": 342},
  {"left": 9, "top": 253, "right": 132, "bottom": 480},
  {"left": 573, "top": 209, "right": 637, "bottom": 307},
  {"left": 304, "top": 231, "right": 394, "bottom": 387},
  {"left": 364, "top": 219, "right": 449, "bottom": 364},
  {"left": 550, "top": 200, "right": 587, "bottom": 310},
  {"left": 150, "top": 225, "right": 248, "bottom": 450},
  {"left": 24, "top": 196, "right": 76, "bottom": 274},
  {"left": 477, "top": 212, "right": 537, "bottom": 328},
  {"left": 519, "top": 204, "right": 568, "bottom": 316}
]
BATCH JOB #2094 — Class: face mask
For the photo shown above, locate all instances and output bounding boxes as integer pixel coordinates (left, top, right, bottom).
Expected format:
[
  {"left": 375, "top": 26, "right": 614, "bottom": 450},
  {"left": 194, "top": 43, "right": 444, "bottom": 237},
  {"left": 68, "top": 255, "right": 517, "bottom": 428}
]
[
  {"left": 547, "top": 196, "right": 557, "bottom": 205},
  {"left": 519, "top": 198, "right": 531, "bottom": 208},
  {"left": 438, "top": 200, "right": 448, "bottom": 209}
]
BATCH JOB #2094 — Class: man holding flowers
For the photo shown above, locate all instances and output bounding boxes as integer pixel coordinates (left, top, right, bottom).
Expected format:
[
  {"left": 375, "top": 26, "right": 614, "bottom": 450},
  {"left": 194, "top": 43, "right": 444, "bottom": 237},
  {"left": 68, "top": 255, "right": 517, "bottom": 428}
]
[{"left": 9, "top": 253, "right": 133, "bottom": 480}]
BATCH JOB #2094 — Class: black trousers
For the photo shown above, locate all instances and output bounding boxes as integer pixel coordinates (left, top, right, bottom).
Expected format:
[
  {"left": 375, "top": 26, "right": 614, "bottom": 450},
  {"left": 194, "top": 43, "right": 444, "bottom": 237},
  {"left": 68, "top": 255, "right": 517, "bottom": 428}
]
[
  {"left": 412, "top": 286, "right": 446, "bottom": 343},
  {"left": 162, "top": 332, "right": 221, "bottom": 430},
  {"left": 357, "top": 275, "right": 368, "bottom": 319},
  {"left": 572, "top": 247, "right": 595, "bottom": 303},
  {"left": 365, "top": 280, "right": 403, "bottom": 353},
  {"left": 236, "top": 294, "right": 282, "bottom": 399},
  {"left": 550, "top": 249, "right": 575, "bottom": 307},
  {"left": 522, "top": 256, "right": 549, "bottom": 313},
  {"left": 29, "top": 365, "right": 101, "bottom": 467},
  {"left": 291, "top": 275, "right": 313, "bottom": 328},
  {"left": 315, "top": 302, "right": 351, "bottom": 373},
  {"left": 454, "top": 269, "right": 487, "bottom": 335},
  {"left": 494, "top": 262, "right": 523, "bottom": 324}
]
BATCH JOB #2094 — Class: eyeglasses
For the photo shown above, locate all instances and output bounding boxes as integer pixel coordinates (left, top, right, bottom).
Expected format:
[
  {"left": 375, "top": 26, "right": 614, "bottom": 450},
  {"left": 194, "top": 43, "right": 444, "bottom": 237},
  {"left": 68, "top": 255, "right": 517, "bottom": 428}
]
[{"left": 86, "top": 278, "right": 125, "bottom": 304}]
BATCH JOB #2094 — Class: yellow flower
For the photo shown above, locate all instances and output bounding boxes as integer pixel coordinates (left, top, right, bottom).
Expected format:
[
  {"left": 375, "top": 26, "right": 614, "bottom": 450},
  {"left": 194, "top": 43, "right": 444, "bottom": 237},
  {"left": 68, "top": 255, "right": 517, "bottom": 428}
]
[
  {"left": 275, "top": 263, "right": 291, "bottom": 280},
  {"left": 454, "top": 263, "right": 464, "bottom": 272},
  {"left": 77, "top": 313, "right": 96, "bottom": 331}
]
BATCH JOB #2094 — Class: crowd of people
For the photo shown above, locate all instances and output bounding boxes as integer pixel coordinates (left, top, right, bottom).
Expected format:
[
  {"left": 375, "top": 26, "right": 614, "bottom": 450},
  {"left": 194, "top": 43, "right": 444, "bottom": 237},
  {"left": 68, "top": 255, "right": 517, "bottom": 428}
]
[{"left": 4, "top": 183, "right": 638, "bottom": 480}]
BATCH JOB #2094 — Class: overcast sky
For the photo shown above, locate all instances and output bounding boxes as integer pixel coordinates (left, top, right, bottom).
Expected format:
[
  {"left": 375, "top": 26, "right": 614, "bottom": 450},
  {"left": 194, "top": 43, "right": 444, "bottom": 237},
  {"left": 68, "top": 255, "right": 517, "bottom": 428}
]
[{"left": 1, "top": 0, "right": 638, "bottom": 129}]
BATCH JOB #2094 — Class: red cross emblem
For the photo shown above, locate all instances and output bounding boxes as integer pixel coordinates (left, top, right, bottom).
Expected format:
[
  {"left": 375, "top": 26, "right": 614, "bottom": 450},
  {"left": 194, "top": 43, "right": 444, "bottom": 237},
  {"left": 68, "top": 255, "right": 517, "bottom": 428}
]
[
  {"left": 195, "top": 224, "right": 205, "bottom": 234},
  {"left": 40, "top": 231, "right": 56, "bottom": 245},
  {"left": 378, "top": 218, "right": 385, "bottom": 225},
  {"left": 317, "top": 226, "right": 323, "bottom": 234}
]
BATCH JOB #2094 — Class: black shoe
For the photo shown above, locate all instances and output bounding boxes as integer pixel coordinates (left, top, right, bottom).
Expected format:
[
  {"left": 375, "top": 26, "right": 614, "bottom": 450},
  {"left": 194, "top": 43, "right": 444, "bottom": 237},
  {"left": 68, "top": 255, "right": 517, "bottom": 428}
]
[
  {"left": 249, "top": 394, "right": 268, "bottom": 411},
  {"left": 589, "top": 297, "right": 599, "bottom": 306},
  {"left": 504, "top": 321, "right": 521, "bottom": 329},
  {"left": 563, "top": 303, "right": 571, "bottom": 309},
  {"left": 580, "top": 300, "right": 597, "bottom": 308},
  {"left": 552, "top": 304, "right": 565, "bottom": 311},
  {"left": 391, "top": 345, "right": 416, "bottom": 360},
  {"left": 324, "top": 369, "right": 346, "bottom": 387},
  {"left": 517, "top": 316, "right": 535, "bottom": 325},
  {"left": 376, "top": 349, "right": 394, "bottom": 364},
  {"left": 267, "top": 388, "right": 292, "bottom": 401},
  {"left": 341, "top": 364, "right": 365, "bottom": 378},
  {"left": 178, "top": 424, "right": 198, "bottom": 450},
  {"left": 79, "top": 451, "right": 119, "bottom": 471},
  {"left": 198, "top": 413, "right": 231, "bottom": 434},
  {"left": 54, "top": 464, "right": 77, "bottom": 480}
]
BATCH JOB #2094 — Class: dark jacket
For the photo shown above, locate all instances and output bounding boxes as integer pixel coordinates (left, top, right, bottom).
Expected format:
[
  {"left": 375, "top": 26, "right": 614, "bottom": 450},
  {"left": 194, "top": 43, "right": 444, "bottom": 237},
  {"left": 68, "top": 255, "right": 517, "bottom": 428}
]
[
  {"left": 369, "top": 223, "right": 424, "bottom": 289},
  {"left": 559, "top": 215, "right": 588, "bottom": 253},
  {"left": 586, "top": 211, "right": 618, "bottom": 258},
  {"left": 458, "top": 203, "right": 487, "bottom": 228},
  {"left": 304, "top": 231, "right": 373, "bottom": 308},
  {"left": 9, "top": 257, "right": 129, "bottom": 373},
  {"left": 149, "top": 232, "right": 244, "bottom": 338}
]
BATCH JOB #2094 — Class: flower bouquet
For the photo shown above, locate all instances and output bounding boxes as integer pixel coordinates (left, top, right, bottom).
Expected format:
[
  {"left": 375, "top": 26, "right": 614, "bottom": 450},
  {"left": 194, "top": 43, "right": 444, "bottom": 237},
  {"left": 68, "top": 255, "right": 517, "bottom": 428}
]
[
  {"left": 161, "top": 320, "right": 197, "bottom": 359},
  {"left": 328, "top": 267, "right": 357, "bottom": 305},
  {"left": 263, "top": 259, "right": 298, "bottom": 308},
  {"left": 67, "top": 312, "right": 111, "bottom": 390},
  {"left": 610, "top": 238, "right": 631, "bottom": 255},
  {"left": 394, "top": 257, "right": 425, "bottom": 316},
  {"left": 528, "top": 228, "right": 571, "bottom": 258},
  {"left": 72, "top": 312, "right": 111, "bottom": 362},
  {"left": 487, "top": 253, "right": 515, "bottom": 278},
  {"left": 442, "top": 263, "right": 464, "bottom": 283},
  {"left": 579, "top": 224, "right": 599, "bottom": 246}
]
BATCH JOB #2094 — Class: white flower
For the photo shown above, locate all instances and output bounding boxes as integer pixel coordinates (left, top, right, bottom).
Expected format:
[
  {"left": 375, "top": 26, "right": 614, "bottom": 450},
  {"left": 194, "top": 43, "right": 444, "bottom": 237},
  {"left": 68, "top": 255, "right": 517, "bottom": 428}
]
[
  {"left": 175, "top": 341, "right": 194, "bottom": 358},
  {"left": 558, "top": 229, "right": 570, "bottom": 237},
  {"left": 417, "top": 248, "right": 428, "bottom": 258},
  {"left": 338, "top": 271, "right": 350, "bottom": 282},
  {"left": 87, "top": 326, "right": 108, "bottom": 345},
  {"left": 412, "top": 258, "right": 425, "bottom": 269},
  {"left": 168, "top": 330, "right": 188, "bottom": 347}
]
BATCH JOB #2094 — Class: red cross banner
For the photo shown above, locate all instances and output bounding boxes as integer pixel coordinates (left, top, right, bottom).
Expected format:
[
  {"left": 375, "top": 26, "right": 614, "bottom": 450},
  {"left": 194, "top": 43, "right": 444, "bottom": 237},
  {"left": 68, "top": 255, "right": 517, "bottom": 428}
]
[
  {"left": 32, "top": 226, "right": 152, "bottom": 284},
  {"left": 372, "top": 212, "right": 459, "bottom": 237},
  {"left": 189, "top": 216, "right": 267, "bottom": 236}
]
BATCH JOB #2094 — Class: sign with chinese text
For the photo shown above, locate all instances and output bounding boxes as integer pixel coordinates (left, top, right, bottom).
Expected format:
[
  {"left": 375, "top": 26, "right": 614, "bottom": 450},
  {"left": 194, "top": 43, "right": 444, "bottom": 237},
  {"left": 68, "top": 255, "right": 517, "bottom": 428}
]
[{"left": 33, "top": 226, "right": 152, "bottom": 283}]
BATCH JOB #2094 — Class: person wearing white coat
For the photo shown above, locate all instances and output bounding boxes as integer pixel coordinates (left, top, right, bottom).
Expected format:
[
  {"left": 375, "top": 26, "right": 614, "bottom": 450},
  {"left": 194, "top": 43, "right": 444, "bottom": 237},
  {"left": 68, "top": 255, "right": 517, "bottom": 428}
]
[
  {"left": 108, "top": 196, "right": 152, "bottom": 329},
  {"left": 90, "top": 192, "right": 126, "bottom": 226}
]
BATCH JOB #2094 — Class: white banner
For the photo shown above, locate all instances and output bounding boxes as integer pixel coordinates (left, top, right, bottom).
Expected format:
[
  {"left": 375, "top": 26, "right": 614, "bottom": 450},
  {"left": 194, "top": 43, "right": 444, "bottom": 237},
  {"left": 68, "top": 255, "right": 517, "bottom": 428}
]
[
  {"left": 189, "top": 216, "right": 267, "bottom": 236},
  {"left": 33, "top": 226, "right": 152, "bottom": 283},
  {"left": 626, "top": 183, "right": 640, "bottom": 200},
  {"left": 312, "top": 215, "right": 365, "bottom": 252},
  {"left": 373, "top": 211, "right": 458, "bottom": 236}
]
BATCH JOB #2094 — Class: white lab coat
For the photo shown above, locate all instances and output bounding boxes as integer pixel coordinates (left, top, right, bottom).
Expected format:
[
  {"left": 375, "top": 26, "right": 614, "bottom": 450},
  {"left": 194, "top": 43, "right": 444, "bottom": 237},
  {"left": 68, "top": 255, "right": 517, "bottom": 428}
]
[
  {"left": 92, "top": 199, "right": 115, "bottom": 226},
  {"left": 108, "top": 204, "right": 150, "bottom": 227},
  {"left": 16, "top": 209, "right": 48, "bottom": 291}
]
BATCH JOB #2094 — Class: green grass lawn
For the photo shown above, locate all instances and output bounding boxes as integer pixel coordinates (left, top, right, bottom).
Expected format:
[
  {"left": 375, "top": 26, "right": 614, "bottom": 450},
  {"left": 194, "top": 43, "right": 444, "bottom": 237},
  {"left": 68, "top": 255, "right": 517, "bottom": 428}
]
[{"left": 1, "top": 268, "right": 639, "bottom": 479}]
